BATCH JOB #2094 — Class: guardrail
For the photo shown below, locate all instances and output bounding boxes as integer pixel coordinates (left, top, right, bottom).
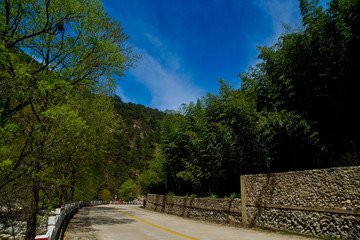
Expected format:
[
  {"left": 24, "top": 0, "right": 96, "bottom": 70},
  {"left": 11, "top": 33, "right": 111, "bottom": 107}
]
[
  {"left": 110, "top": 200, "right": 143, "bottom": 205},
  {"left": 34, "top": 201, "right": 105, "bottom": 240}
]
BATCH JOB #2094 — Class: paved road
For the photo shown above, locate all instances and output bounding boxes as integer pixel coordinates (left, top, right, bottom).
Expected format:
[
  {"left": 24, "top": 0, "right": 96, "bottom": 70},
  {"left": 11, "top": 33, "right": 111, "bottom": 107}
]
[{"left": 64, "top": 204, "right": 314, "bottom": 240}]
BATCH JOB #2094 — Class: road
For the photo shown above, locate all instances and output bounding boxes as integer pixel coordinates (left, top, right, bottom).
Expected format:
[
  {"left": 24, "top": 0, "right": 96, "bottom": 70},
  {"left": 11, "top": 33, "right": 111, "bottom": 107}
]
[{"left": 64, "top": 204, "right": 314, "bottom": 240}]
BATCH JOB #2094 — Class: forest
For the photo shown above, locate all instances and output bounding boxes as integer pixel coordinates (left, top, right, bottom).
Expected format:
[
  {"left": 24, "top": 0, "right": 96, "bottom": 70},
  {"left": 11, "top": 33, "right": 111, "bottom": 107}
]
[{"left": 0, "top": 0, "right": 359, "bottom": 239}]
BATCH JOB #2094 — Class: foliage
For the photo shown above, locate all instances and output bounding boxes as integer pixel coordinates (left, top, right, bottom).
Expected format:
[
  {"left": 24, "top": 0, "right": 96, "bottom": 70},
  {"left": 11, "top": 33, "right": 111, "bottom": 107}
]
[
  {"left": 138, "top": 149, "right": 166, "bottom": 195},
  {"left": 208, "top": 193, "right": 219, "bottom": 199},
  {"left": 104, "top": 96, "right": 166, "bottom": 197},
  {"left": 159, "top": 80, "right": 269, "bottom": 196},
  {"left": 240, "top": 0, "right": 360, "bottom": 165},
  {"left": 165, "top": 192, "right": 175, "bottom": 203},
  {"left": 227, "top": 193, "right": 240, "bottom": 199},
  {"left": 118, "top": 179, "right": 137, "bottom": 202},
  {"left": 0, "top": 0, "right": 136, "bottom": 238},
  {"left": 188, "top": 194, "right": 198, "bottom": 198},
  {"left": 100, "top": 188, "right": 112, "bottom": 202}
]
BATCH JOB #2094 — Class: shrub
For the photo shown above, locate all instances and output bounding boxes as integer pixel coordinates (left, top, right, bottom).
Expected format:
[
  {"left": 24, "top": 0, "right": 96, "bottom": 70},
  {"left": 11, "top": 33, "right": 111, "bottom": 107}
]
[{"left": 118, "top": 179, "right": 137, "bottom": 201}]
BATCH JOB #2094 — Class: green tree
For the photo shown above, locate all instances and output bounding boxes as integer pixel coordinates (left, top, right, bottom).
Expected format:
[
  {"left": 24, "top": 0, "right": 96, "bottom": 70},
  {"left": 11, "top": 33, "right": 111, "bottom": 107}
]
[
  {"left": 100, "top": 188, "right": 112, "bottom": 202},
  {"left": 118, "top": 179, "right": 137, "bottom": 201},
  {"left": 159, "top": 80, "right": 267, "bottom": 196},
  {"left": 240, "top": 0, "right": 360, "bottom": 166},
  {"left": 0, "top": 0, "right": 136, "bottom": 238},
  {"left": 138, "top": 148, "right": 166, "bottom": 195}
]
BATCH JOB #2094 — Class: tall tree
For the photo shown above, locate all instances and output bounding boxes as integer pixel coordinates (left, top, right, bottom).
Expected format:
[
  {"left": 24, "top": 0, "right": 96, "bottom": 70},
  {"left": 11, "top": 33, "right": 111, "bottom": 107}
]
[
  {"left": 0, "top": 0, "right": 136, "bottom": 238},
  {"left": 240, "top": 0, "right": 360, "bottom": 166},
  {"left": 159, "top": 80, "right": 268, "bottom": 196}
]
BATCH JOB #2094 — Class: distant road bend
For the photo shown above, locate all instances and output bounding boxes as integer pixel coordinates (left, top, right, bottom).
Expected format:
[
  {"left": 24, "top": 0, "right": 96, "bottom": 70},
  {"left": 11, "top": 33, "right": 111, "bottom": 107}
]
[{"left": 64, "top": 204, "right": 313, "bottom": 240}]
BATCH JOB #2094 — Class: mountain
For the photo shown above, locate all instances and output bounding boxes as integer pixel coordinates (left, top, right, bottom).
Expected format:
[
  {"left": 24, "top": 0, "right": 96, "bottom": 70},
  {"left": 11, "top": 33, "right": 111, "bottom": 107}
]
[{"left": 105, "top": 96, "right": 166, "bottom": 192}]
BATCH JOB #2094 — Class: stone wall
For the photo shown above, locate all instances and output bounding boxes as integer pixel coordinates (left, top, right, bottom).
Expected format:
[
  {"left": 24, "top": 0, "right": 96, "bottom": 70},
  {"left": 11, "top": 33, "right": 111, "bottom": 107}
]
[
  {"left": 146, "top": 194, "right": 242, "bottom": 224},
  {"left": 146, "top": 166, "right": 360, "bottom": 239},
  {"left": 244, "top": 166, "right": 360, "bottom": 239}
]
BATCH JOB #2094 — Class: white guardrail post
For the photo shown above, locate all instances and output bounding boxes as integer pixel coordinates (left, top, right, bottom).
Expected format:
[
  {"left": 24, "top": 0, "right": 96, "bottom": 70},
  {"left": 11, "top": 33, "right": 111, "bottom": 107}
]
[
  {"left": 34, "top": 200, "right": 114, "bottom": 239},
  {"left": 34, "top": 201, "right": 83, "bottom": 240},
  {"left": 110, "top": 200, "right": 142, "bottom": 205}
]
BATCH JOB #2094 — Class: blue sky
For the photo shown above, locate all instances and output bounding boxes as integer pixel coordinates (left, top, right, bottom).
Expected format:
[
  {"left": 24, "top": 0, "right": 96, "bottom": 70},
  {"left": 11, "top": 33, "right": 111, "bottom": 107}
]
[{"left": 102, "top": 0, "right": 329, "bottom": 111}]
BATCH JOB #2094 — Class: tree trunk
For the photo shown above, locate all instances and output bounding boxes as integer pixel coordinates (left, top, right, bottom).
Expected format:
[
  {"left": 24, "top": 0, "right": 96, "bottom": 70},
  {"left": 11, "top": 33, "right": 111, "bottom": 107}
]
[
  {"left": 69, "top": 158, "right": 77, "bottom": 202},
  {"left": 25, "top": 182, "right": 39, "bottom": 240}
]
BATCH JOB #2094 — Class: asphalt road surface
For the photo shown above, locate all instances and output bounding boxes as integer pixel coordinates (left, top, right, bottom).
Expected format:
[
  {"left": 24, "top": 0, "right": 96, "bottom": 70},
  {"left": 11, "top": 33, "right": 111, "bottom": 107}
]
[{"left": 64, "top": 204, "right": 314, "bottom": 240}]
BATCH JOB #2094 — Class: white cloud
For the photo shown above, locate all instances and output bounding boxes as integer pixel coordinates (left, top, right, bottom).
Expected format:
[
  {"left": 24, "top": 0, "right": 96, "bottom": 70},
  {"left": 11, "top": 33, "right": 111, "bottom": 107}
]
[
  {"left": 242, "top": 0, "right": 302, "bottom": 71},
  {"left": 130, "top": 48, "right": 205, "bottom": 111},
  {"left": 255, "top": 0, "right": 302, "bottom": 45},
  {"left": 110, "top": 7, "right": 205, "bottom": 111},
  {"left": 115, "top": 85, "right": 133, "bottom": 103},
  {"left": 143, "top": 32, "right": 181, "bottom": 71}
]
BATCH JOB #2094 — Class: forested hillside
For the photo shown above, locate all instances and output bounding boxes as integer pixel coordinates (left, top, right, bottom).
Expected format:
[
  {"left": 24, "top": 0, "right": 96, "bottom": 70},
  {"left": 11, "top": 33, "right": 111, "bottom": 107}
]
[{"left": 105, "top": 96, "right": 165, "bottom": 195}]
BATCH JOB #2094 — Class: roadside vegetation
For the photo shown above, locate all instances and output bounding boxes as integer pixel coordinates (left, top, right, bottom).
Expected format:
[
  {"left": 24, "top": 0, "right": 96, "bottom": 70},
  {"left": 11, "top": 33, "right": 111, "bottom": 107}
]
[
  {"left": 0, "top": 0, "right": 359, "bottom": 239},
  {"left": 0, "top": 0, "right": 138, "bottom": 238}
]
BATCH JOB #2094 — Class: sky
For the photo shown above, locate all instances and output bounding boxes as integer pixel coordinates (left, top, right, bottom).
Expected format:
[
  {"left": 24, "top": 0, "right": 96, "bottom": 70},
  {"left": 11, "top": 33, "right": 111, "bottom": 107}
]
[{"left": 102, "top": 0, "right": 329, "bottom": 111}]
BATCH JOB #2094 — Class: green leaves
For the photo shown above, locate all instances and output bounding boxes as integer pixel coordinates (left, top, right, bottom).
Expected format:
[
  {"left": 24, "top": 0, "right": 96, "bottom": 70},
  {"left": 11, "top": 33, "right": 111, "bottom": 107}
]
[
  {"left": 159, "top": 81, "right": 266, "bottom": 196},
  {"left": 240, "top": 0, "right": 360, "bottom": 166},
  {"left": 0, "top": 1, "right": 135, "bottom": 234},
  {"left": 118, "top": 179, "right": 137, "bottom": 201}
]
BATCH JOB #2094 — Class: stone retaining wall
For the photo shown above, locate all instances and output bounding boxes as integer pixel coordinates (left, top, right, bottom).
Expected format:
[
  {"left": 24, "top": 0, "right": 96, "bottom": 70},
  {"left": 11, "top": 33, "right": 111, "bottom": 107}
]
[
  {"left": 243, "top": 166, "right": 360, "bottom": 239},
  {"left": 146, "top": 166, "right": 360, "bottom": 239},
  {"left": 146, "top": 194, "right": 242, "bottom": 224}
]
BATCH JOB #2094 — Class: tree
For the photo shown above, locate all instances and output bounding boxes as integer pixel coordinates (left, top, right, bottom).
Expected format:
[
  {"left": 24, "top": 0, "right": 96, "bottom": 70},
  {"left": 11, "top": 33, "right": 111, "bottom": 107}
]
[
  {"left": 0, "top": 0, "right": 136, "bottom": 238},
  {"left": 100, "top": 188, "right": 112, "bottom": 202},
  {"left": 159, "top": 80, "right": 268, "bottom": 196},
  {"left": 240, "top": 0, "right": 360, "bottom": 166},
  {"left": 138, "top": 147, "right": 167, "bottom": 195},
  {"left": 118, "top": 179, "right": 137, "bottom": 202}
]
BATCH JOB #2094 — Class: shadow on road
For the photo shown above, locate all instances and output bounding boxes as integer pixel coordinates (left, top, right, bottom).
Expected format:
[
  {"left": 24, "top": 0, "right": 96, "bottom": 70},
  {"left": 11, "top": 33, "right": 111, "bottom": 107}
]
[
  {"left": 64, "top": 205, "right": 136, "bottom": 239},
  {"left": 86, "top": 206, "right": 136, "bottom": 226},
  {"left": 88, "top": 215, "right": 135, "bottom": 225}
]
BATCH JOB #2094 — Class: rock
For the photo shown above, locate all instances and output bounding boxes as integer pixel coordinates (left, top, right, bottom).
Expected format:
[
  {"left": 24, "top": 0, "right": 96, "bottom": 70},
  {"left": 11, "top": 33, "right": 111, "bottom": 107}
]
[
  {"left": 355, "top": 181, "right": 360, "bottom": 187},
  {"left": 13, "top": 226, "right": 22, "bottom": 234},
  {"left": 6, "top": 226, "right": 14, "bottom": 233},
  {"left": 1, "top": 233, "right": 12, "bottom": 239},
  {"left": 0, "top": 223, "right": 5, "bottom": 230},
  {"left": 16, "top": 233, "right": 25, "bottom": 240}
]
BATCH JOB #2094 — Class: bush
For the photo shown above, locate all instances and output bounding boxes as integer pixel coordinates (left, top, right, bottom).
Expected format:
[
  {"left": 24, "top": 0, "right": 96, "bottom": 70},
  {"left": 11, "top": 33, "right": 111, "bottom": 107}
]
[
  {"left": 208, "top": 192, "right": 218, "bottom": 198},
  {"left": 101, "top": 188, "right": 112, "bottom": 202},
  {"left": 165, "top": 192, "right": 175, "bottom": 203},
  {"left": 118, "top": 179, "right": 137, "bottom": 201},
  {"left": 228, "top": 192, "right": 240, "bottom": 199},
  {"left": 138, "top": 170, "right": 163, "bottom": 195}
]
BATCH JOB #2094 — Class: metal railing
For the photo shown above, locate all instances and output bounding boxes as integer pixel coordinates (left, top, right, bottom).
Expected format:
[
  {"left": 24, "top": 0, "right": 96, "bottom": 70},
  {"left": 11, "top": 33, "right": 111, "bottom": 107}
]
[{"left": 34, "top": 201, "right": 106, "bottom": 240}]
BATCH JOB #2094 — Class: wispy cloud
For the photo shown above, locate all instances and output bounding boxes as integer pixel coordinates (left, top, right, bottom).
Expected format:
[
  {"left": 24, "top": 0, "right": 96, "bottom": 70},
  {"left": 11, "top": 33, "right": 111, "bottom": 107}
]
[
  {"left": 104, "top": 1, "right": 206, "bottom": 111},
  {"left": 255, "top": 0, "right": 302, "bottom": 45},
  {"left": 129, "top": 47, "right": 205, "bottom": 111},
  {"left": 115, "top": 85, "right": 133, "bottom": 103},
  {"left": 242, "top": 0, "right": 302, "bottom": 70},
  {"left": 108, "top": 0, "right": 307, "bottom": 109}
]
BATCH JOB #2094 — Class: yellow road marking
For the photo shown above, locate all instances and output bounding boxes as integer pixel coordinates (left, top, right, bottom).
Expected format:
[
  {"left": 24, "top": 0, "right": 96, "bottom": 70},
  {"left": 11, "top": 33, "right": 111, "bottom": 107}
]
[{"left": 113, "top": 207, "right": 198, "bottom": 240}]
